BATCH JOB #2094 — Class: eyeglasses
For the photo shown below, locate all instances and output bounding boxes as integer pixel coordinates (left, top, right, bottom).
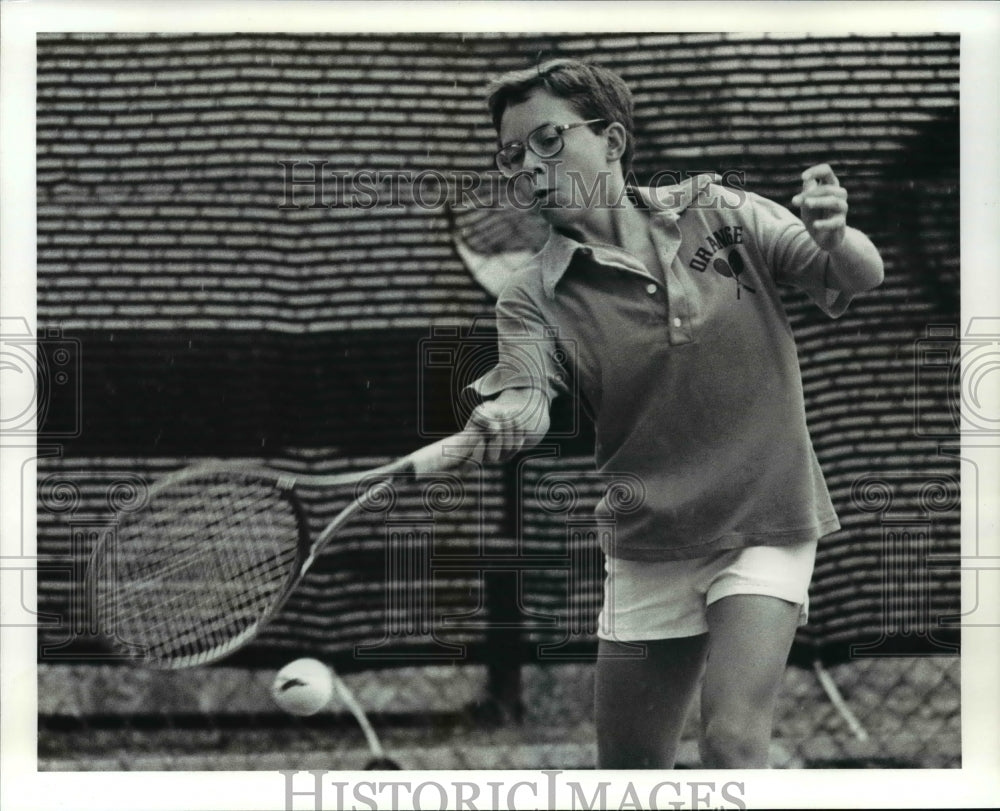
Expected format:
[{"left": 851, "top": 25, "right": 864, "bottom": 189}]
[{"left": 494, "top": 119, "right": 607, "bottom": 177}]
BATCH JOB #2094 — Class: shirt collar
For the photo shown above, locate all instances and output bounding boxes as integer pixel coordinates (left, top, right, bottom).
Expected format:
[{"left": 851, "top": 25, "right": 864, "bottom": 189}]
[{"left": 536, "top": 172, "right": 720, "bottom": 299}]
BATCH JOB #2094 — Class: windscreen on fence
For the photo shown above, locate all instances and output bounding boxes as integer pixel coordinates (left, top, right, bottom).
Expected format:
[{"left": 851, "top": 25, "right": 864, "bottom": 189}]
[{"left": 33, "top": 32, "right": 960, "bottom": 770}]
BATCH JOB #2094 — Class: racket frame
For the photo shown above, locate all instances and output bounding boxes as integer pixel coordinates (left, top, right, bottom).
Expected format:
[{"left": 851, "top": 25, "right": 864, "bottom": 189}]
[
  {"left": 87, "top": 433, "right": 472, "bottom": 669},
  {"left": 88, "top": 457, "right": 415, "bottom": 670}
]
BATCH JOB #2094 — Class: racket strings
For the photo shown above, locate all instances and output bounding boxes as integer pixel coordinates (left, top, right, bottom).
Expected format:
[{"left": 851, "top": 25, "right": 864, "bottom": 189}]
[
  {"left": 115, "top": 493, "right": 294, "bottom": 661},
  {"left": 95, "top": 474, "right": 302, "bottom": 667},
  {"left": 121, "top": 481, "right": 269, "bottom": 579}
]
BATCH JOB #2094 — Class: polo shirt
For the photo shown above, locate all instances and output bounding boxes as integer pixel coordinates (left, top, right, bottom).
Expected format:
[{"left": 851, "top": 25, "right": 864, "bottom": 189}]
[{"left": 469, "top": 173, "right": 852, "bottom": 562}]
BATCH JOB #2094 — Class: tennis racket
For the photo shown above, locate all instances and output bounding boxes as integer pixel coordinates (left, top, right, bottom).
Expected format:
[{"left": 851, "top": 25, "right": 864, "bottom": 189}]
[{"left": 87, "top": 431, "right": 481, "bottom": 670}]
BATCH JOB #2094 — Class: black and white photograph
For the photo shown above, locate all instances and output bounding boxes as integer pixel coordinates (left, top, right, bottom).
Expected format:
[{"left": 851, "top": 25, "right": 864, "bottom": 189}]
[{"left": 1, "top": 2, "right": 998, "bottom": 809}]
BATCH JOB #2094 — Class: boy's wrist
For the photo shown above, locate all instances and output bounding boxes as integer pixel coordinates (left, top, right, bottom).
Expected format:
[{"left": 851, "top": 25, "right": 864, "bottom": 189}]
[{"left": 821, "top": 229, "right": 884, "bottom": 292}]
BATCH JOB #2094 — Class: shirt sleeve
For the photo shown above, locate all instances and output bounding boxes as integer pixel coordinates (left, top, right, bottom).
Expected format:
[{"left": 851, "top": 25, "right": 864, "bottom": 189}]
[
  {"left": 464, "top": 284, "right": 568, "bottom": 403},
  {"left": 747, "top": 190, "right": 853, "bottom": 318}
]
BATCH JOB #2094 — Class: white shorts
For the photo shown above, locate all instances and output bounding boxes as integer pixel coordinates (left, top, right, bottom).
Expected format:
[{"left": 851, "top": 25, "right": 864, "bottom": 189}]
[{"left": 597, "top": 538, "right": 819, "bottom": 642}]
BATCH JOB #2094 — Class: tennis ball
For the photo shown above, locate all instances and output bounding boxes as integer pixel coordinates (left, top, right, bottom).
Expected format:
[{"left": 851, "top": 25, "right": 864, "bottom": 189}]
[{"left": 270, "top": 658, "right": 334, "bottom": 716}]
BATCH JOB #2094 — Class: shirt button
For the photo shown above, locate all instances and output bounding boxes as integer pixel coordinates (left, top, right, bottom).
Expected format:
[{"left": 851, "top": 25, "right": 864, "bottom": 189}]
[
  {"left": 673, "top": 317, "right": 682, "bottom": 327},
  {"left": 645, "top": 283, "right": 657, "bottom": 295}
]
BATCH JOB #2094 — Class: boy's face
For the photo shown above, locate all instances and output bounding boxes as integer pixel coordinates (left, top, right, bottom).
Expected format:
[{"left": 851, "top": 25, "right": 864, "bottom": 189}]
[{"left": 498, "top": 88, "right": 616, "bottom": 227}]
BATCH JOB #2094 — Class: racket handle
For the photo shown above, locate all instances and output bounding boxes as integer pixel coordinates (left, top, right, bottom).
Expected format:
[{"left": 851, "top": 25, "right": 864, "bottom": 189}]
[{"left": 409, "top": 430, "right": 481, "bottom": 476}]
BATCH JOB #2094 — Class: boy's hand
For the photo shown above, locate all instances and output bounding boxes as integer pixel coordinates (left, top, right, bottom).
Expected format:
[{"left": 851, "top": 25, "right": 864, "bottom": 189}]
[
  {"left": 465, "top": 388, "right": 551, "bottom": 465},
  {"left": 792, "top": 164, "right": 848, "bottom": 252}
]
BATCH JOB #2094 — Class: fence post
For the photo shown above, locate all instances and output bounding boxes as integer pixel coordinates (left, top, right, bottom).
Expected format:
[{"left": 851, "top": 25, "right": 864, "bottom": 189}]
[{"left": 479, "top": 460, "right": 525, "bottom": 723}]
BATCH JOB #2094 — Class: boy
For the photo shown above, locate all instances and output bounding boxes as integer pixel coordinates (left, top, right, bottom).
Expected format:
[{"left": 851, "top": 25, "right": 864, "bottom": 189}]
[{"left": 461, "top": 59, "right": 883, "bottom": 768}]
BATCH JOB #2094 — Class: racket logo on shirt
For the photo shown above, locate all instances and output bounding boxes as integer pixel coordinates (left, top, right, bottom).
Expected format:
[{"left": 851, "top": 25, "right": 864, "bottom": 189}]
[{"left": 712, "top": 249, "right": 756, "bottom": 299}]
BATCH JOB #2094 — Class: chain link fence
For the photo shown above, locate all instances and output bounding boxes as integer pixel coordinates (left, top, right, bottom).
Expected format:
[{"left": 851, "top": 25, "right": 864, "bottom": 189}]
[{"left": 39, "top": 655, "right": 958, "bottom": 770}]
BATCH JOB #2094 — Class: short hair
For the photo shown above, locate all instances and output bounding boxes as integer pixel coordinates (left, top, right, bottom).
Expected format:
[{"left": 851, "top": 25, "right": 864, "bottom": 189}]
[{"left": 486, "top": 58, "right": 636, "bottom": 173}]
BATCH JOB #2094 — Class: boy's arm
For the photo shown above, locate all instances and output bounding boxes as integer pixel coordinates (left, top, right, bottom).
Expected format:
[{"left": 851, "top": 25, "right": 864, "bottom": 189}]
[
  {"left": 461, "top": 290, "right": 561, "bottom": 465},
  {"left": 791, "top": 163, "right": 884, "bottom": 294}
]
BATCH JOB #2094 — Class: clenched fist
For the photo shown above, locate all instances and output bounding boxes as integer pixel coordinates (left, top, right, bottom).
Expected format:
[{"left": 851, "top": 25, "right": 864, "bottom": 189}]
[{"left": 792, "top": 164, "right": 848, "bottom": 252}]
